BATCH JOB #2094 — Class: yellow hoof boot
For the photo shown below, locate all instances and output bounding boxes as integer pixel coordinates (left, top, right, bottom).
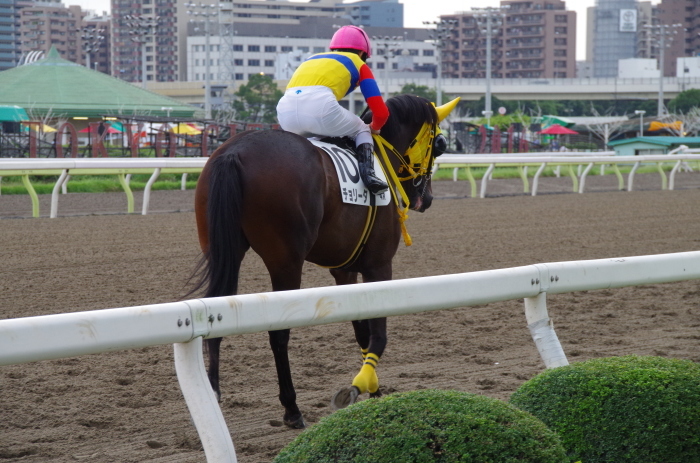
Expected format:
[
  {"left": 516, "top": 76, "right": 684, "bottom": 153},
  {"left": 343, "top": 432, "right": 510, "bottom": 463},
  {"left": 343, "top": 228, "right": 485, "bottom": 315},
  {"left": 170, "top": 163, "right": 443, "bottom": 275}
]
[{"left": 351, "top": 353, "right": 379, "bottom": 394}]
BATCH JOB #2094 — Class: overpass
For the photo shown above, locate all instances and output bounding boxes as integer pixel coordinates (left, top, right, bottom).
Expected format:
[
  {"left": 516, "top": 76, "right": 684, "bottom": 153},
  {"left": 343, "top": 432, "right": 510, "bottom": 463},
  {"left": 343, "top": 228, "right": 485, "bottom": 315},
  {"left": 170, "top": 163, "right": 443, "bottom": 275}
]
[
  {"left": 378, "top": 76, "right": 700, "bottom": 102},
  {"left": 148, "top": 76, "right": 700, "bottom": 109}
]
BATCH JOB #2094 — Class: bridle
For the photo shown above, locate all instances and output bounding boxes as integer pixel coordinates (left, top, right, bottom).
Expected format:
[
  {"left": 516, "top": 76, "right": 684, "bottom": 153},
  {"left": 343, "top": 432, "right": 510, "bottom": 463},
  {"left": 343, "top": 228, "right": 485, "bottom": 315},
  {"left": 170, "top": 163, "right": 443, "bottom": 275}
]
[{"left": 372, "top": 119, "right": 445, "bottom": 246}]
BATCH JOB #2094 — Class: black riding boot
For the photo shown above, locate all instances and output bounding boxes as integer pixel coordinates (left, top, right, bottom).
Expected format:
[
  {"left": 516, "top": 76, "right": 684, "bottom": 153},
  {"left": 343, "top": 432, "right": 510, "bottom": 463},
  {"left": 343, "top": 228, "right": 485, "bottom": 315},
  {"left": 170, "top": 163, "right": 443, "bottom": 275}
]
[{"left": 355, "top": 143, "right": 388, "bottom": 195}]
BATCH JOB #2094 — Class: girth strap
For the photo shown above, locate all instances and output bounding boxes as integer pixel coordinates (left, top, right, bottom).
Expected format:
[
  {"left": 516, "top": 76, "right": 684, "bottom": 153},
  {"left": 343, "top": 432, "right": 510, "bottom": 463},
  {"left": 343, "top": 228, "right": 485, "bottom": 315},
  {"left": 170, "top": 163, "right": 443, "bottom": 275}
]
[{"left": 320, "top": 195, "right": 378, "bottom": 270}]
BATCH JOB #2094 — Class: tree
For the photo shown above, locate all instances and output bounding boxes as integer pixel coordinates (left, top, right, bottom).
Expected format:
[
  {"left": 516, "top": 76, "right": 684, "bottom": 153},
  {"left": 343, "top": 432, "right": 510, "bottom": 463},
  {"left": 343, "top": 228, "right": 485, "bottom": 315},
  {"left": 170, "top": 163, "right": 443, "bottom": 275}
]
[
  {"left": 582, "top": 105, "right": 628, "bottom": 148},
  {"left": 398, "top": 83, "right": 436, "bottom": 102},
  {"left": 232, "top": 74, "right": 283, "bottom": 123},
  {"left": 668, "top": 89, "right": 700, "bottom": 114}
]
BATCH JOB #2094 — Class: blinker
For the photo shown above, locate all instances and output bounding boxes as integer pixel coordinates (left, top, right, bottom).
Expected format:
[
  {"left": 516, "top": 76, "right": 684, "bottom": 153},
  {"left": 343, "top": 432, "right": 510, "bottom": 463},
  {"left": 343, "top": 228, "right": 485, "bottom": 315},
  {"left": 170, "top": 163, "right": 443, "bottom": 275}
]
[{"left": 433, "top": 134, "right": 447, "bottom": 156}]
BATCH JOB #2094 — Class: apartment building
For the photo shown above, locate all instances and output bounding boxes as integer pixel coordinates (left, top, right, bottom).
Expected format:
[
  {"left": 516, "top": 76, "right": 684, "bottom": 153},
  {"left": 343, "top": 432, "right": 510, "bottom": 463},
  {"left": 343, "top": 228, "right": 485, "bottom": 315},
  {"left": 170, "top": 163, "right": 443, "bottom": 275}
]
[
  {"left": 657, "top": 0, "right": 694, "bottom": 77},
  {"left": 17, "top": 3, "right": 82, "bottom": 64},
  {"left": 440, "top": 0, "right": 576, "bottom": 79},
  {"left": 0, "top": 0, "right": 14, "bottom": 70}
]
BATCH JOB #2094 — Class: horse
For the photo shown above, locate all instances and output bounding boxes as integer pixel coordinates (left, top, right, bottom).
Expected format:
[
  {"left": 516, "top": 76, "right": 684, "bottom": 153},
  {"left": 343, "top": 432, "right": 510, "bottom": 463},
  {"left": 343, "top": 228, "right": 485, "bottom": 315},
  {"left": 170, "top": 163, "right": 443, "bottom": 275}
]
[{"left": 191, "top": 94, "right": 460, "bottom": 429}]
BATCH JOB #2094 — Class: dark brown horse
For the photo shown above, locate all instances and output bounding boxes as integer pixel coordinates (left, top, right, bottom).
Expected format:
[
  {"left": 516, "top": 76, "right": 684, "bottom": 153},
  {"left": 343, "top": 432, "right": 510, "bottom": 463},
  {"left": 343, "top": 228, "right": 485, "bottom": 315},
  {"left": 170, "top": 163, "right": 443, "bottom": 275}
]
[{"left": 192, "top": 94, "right": 459, "bottom": 429}]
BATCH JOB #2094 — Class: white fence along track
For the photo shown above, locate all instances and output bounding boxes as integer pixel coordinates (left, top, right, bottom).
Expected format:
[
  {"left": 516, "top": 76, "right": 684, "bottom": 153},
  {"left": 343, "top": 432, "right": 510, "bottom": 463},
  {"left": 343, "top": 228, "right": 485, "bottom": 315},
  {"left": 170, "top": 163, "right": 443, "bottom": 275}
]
[
  {"left": 1, "top": 251, "right": 700, "bottom": 462},
  {"left": 1, "top": 152, "right": 700, "bottom": 217},
  {"left": 434, "top": 153, "right": 700, "bottom": 198}
]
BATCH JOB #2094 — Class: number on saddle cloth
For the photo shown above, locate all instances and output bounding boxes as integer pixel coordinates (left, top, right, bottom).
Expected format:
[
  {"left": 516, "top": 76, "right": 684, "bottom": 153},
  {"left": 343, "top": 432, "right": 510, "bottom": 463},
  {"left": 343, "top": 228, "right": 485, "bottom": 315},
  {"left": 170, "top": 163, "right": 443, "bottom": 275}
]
[{"left": 310, "top": 138, "right": 391, "bottom": 207}]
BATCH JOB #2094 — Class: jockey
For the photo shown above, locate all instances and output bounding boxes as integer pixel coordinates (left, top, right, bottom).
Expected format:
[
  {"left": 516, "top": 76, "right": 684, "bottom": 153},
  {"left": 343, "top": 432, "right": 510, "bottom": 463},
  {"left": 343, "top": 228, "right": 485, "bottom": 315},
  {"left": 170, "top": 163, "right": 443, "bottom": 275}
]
[{"left": 276, "top": 25, "right": 389, "bottom": 195}]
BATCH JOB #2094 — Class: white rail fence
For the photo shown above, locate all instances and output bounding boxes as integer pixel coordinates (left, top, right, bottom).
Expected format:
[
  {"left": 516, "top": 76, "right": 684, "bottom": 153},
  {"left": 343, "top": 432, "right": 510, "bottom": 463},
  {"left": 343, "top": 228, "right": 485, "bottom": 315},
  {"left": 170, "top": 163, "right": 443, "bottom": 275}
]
[
  {"left": 434, "top": 152, "right": 700, "bottom": 198},
  {"left": 1, "top": 152, "right": 699, "bottom": 217},
  {"left": 2, "top": 251, "right": 700, "bottom": 462}
]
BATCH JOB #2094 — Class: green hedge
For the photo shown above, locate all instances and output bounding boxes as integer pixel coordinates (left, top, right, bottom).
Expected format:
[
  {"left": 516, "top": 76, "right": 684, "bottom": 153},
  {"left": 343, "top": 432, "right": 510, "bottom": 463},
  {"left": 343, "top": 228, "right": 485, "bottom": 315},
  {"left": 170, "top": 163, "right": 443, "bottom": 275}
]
[
  {"left": 274, "top": 389, "right": 567, "bottom": 463},
  {"left": 510, "top": 356, "right": 700, "bottom": 463}
]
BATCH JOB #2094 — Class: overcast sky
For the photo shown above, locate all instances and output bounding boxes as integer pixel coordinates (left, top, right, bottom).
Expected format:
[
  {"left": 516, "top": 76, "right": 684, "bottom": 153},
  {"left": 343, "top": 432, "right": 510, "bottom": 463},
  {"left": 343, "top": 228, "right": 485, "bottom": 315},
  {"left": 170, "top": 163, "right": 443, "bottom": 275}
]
[{"left": 69, "top": 0, "right": 662, "bottom": 62}]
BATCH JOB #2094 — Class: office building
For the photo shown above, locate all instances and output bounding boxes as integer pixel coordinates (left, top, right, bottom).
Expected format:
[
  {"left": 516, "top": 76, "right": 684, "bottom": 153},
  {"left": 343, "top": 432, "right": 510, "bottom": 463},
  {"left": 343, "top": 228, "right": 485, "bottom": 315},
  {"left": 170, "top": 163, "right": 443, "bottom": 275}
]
[{"left": 590, "top": 0, "right": 638, "bottom": 78}]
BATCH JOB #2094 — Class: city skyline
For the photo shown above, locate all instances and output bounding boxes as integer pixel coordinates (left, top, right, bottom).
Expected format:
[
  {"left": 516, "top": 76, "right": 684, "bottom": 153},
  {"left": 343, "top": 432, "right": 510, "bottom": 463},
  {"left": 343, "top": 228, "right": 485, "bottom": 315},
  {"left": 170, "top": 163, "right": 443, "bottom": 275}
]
[{"left": 69, "top": 0, "right": 663, "bottom": 62}]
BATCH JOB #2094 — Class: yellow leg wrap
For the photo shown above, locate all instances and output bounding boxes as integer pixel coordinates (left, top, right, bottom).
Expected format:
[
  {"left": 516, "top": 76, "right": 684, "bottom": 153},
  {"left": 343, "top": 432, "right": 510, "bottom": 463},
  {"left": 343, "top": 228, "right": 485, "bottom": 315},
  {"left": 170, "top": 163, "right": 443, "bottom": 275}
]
[
  {"left": 351, "top": 353, "right": 379, "bottom": 394},
  {"left": 360, "top": 348, "right": 369, "bottom": 361}
]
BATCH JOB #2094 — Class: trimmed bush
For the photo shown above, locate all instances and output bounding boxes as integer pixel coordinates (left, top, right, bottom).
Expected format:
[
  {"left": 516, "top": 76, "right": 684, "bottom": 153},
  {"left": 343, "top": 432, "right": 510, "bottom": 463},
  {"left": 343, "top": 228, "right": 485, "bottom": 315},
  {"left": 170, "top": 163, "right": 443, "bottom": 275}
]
[
  {"left": 274, "top": 389, "right": 567, "bottom": 463},
  {"left": 510, "top": 355, "right": 700, "bottom": 463}
]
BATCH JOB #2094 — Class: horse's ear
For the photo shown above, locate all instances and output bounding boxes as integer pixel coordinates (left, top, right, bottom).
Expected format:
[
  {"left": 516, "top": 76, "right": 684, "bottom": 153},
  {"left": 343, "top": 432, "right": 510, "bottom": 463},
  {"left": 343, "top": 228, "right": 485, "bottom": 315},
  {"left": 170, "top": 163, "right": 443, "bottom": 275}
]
[{"left": 434, "top": 97, "right": 461, "bottom": 123}]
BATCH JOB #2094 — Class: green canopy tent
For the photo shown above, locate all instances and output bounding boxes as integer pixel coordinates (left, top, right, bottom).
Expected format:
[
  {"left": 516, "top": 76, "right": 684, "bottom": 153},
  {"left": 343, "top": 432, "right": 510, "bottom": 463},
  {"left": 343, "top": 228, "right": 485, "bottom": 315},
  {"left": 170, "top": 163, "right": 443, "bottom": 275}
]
[
  {"left": 0, "top": 106, "right": 29, "bottom": 122},
  {"left": 0, "top": 47, "right": 201, "bottom": 120}
]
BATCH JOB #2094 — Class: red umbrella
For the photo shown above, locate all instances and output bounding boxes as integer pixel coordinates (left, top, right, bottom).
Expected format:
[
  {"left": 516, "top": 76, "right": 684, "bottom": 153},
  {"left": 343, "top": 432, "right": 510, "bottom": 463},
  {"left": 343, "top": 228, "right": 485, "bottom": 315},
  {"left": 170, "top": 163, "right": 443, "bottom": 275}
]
[{"left": 540, "top": 124, "right": 578, "bottom": 135}]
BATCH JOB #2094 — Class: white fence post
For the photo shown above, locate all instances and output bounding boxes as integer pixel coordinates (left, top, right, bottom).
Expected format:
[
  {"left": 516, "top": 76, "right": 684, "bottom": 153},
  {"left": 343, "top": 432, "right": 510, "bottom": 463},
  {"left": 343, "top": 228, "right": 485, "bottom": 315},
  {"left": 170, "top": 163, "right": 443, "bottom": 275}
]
[
  {"left": 523, "top": 292, "right": 569, "bottom": 368},
  {"left": 174, "top": 337, "right": 237, "bottom": 462}
]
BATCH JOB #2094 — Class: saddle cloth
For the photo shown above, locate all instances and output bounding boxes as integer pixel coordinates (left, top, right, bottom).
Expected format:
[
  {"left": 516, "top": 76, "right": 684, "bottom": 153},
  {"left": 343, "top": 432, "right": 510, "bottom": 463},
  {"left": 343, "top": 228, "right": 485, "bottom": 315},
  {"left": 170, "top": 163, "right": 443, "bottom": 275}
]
[{"left": 310, "top": 139, "right": 391, "bottom": 207}]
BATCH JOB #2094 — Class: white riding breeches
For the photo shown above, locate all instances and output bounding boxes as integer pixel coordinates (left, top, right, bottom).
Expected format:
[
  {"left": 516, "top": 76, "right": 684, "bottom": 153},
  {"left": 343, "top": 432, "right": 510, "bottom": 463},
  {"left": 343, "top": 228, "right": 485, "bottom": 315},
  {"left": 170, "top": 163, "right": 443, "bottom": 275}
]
[{"left": 276, "top": 86, "right": 372, "bottom": 147}]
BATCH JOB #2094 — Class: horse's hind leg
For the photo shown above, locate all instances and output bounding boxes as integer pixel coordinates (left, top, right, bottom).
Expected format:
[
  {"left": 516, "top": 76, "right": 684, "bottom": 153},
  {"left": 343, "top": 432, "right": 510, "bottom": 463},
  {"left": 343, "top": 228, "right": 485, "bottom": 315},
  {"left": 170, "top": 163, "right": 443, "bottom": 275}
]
[
  {"left": 204, "top": 337, "right": 223, "bottom": 401},
  {"left": 265, "top": 261, "right": 306, "bottom": 429},
  {"left": 268, "top": 329, "right": 304, "bottom": 428}
]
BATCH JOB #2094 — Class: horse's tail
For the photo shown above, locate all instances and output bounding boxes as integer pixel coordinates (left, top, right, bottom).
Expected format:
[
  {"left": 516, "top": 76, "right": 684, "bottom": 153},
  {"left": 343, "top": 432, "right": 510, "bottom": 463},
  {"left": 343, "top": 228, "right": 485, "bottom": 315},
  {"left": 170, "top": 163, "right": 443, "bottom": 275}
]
[{"left": 187, "top": 151, "right": 247, "bottom": 299}]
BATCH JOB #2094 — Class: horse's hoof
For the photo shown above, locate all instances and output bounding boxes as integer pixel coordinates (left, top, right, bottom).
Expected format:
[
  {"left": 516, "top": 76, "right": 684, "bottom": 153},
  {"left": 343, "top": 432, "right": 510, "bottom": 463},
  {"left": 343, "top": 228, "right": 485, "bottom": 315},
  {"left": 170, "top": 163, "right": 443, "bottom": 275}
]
[
  {"left": 283, "top": 414, "right": 306, "bottom": 429},
  {"left": 331, "top": 386, "right": 360, "bottom": 411}
]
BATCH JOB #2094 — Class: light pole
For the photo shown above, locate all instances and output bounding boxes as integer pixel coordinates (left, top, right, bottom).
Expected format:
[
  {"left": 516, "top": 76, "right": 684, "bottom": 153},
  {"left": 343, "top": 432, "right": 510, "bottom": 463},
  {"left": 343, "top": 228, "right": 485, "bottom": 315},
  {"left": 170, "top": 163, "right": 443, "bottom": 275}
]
[
  {"left": 123, "top": 15, "right": 160, "bottom": 89},
  {"left": 473, "top": 6, "right": 508, "bottom": 119},
  {"left": 423, "top": 19, "right": 458, "bottom": 106},
  {"left": 635, "top": 110, "right": 646, "bottom": 137},
  {"left": 80, "top": 25, "right": 105, "bottom": 71},
  {"left": 185, "top": 2, "right": 219, "bottom": 120},
  {"left": 644, "top": 23, "right": 682, "bottom": 117},
  {"left": 372, "top": 35, "right": 403, "bottom": 98}
]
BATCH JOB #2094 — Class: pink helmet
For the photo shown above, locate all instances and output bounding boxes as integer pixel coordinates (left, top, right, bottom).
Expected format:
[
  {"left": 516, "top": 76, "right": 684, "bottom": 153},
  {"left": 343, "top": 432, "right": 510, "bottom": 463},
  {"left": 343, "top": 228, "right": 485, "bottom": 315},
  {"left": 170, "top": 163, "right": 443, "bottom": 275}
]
[{"left": 329, "top": 25, "right": 372, "bottom": 58}]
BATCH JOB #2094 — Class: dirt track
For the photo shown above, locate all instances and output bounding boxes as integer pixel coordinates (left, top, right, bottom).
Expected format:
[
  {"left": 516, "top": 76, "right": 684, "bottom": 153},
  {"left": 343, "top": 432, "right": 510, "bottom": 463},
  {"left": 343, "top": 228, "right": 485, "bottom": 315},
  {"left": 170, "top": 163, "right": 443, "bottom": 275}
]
[{"left": 1, "top": 174, "right": 700, "bottom": 462}]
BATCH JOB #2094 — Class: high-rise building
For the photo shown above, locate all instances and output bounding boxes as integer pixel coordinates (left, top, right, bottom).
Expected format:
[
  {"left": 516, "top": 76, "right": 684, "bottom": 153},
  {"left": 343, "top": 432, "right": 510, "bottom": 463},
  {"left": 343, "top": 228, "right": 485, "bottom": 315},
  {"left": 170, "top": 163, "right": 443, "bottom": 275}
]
[
  {"left": 0, "top": 0, "right": 15, "bottom": 70},
  {"left": 590, "top": 0, "right": 638, "bottom": 78},
  {"left": 16, "top": 4, "right": 82, "bottom": 64},
  {"left": 111, "top": 0, "right": 178, "bottom": 84},
  {"left": 440, "top": 0, "right": 576, "bottom": 79},
  {"left": 656, "top": 0, "right": 692, "bottom": 77}
]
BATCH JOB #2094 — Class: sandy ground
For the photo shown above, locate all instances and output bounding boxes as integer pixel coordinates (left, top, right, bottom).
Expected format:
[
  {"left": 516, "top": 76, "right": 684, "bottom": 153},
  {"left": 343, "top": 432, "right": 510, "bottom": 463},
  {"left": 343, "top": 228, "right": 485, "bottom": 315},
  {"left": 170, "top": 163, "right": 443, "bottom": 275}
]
[{"left": 1, "top": 173, "right": 699, "bottom": 462}]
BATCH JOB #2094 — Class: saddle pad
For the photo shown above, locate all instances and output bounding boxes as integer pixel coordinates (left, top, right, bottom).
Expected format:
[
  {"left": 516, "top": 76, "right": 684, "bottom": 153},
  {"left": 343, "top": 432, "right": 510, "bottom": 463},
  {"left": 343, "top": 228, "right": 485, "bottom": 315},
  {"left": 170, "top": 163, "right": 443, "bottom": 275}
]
[{"left": 311, "top": 139, "right": 391, "bottom": 206}]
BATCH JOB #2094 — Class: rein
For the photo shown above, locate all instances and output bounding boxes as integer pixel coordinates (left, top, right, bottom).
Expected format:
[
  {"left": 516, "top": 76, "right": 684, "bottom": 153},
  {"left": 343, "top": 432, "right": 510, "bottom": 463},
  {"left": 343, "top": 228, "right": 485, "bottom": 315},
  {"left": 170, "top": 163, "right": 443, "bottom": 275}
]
[{"left": 373, "top": 123, "right": 437, "bottom": 247}]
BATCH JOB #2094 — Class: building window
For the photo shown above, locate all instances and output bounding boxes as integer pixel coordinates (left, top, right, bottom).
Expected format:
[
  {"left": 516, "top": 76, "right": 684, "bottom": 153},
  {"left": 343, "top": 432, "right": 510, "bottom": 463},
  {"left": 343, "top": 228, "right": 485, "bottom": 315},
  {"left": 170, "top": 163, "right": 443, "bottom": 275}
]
[
  {"left": 553, "top": 60, "right": 567, "bottom": 68},
  {"left": 554, "top": 49, "right": 566, "bottom": 56},
  {"left": 248, "top": 45, "right": 259, "bottom": 52},
  {"left": 264, "top": 45, "right": 276, "bottom": 52},
  {"left": 554, "top": 27, "right": 567, "bottom": 34},
  {"left": 234, "top": 59, "right": 243, "bottom": 65},
  {"left": 233, "top": 44, "right": 243, "bottom": 51},
  {"left": 264, "top": 60, "right": 274, "bottom": 66},
  {"left": 235, "top": 73, "right": 244, "bottom": 80},
  {"left": 313, "top": 46, "right": 325, "bottom": 53},
  {"left": 248, "top": 59, "right": 260, "bottom": 66},
  {"left": 554, "top": 38, "right": 567, "bottom": 45},
  {"left": 423, "top": 49, "right": 434, "bottom": 57},
  {"left": 281, "top": 46, "right": 293, "bottom": 52}
]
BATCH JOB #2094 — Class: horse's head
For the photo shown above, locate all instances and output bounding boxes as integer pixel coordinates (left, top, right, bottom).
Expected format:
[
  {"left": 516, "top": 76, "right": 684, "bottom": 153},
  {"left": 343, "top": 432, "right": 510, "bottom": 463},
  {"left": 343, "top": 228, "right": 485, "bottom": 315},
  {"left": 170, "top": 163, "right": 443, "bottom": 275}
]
[{"left": 365, "top": 95, "right": 460, "bottom": 212}]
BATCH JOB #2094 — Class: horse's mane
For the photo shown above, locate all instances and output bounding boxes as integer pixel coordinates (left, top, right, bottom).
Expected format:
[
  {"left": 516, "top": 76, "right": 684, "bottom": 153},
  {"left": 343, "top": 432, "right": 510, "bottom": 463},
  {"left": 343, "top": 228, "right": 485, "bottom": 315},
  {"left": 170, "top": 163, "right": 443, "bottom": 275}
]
[{"left": 363, "top": 94, "right": 438, "bottom": 141}]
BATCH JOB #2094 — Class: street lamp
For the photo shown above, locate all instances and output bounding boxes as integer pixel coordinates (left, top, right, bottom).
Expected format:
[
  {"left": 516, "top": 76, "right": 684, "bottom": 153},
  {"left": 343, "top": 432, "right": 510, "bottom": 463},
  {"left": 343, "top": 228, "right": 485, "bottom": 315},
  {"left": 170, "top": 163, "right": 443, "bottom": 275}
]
[
  {"left": 473, "top": 6, "right": 508, "bottom": 119},
  {"left": 644, "top": 23, "right": 683, "bottom": 117},
  {"left": 372, "top": 35, "right": 403, "bottom": 97},
  {"left": 482, "top": 110, "right": 493, "bottom": 127},
  {"left": 185, "top": 2, "right": 219, "bottom": 120},
  {"left": 635, "top": 110, "right": 646, "bottom": 137},
  {"left": 423, "top": 19, "right": 458, "bottom": 106},
  {"left": 123, "top": 15, "right": 161, "bottom": 89}
]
